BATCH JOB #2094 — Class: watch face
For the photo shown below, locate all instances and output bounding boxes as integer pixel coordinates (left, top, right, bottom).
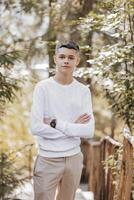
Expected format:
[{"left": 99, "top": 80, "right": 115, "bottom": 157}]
[
  {"left": 50, "top": 119, "right": 56, "bottom": 128},
  {"left": 52, "top": 122, "right": 55, "bottom": 126}
]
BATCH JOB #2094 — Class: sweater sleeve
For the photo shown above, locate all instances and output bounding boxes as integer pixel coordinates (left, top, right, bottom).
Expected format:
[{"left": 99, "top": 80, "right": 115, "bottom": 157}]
[
  {"left": 56, "top": 87, "right": 95, "bottom": 138},
  {"left": 30, "top": 83, "right": 65, "bottom": 139}
]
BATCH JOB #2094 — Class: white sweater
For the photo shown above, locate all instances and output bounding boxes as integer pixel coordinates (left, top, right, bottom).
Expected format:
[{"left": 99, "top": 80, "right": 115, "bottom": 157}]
[{"left": 30, "top": 77, "right": 95, "bottom": 157}]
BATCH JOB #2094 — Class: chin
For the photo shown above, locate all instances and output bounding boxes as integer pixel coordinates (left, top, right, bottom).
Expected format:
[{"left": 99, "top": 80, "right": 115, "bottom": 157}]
[
  {"left": 57, "top": 68, "right": 73, "bottom": 75},
  {"left": 61, "top": 69, "right": 73, "bottom": 75}
]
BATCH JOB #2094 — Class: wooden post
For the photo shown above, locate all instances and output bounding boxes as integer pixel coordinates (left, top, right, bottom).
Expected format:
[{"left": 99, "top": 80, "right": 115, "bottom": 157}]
[
  {"left": 100, "top": 138, "right": 106, "bottom": 200},
  {"left": 87, "top": 140, "right": 102, "bottom": 200},
  {"left": 104, "top": 137, "right": 120, "bottom": 200},
  {"left": 86, "top": 137, "right": 120, "bottom": 200},
  {"left": 117, "top": 134, "right": 133, "bottom": 200}
]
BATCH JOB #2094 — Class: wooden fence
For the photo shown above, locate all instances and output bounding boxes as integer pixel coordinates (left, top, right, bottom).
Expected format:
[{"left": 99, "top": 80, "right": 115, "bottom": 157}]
[
  {"left": 81, "top": 129, "right": 134, "bottom": 200},
  {"left": 25, "top": 131, "right": 133, "bottom": 200}
]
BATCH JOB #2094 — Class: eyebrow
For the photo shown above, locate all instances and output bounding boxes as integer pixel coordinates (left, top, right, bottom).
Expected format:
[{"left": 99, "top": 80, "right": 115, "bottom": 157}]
[{"left": 58, "top": 54, "right": 75, "bottom": 57}]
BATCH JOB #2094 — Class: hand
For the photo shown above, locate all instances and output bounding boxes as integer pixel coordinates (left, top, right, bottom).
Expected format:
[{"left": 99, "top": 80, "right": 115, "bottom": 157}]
[
  {"left": 75, "top": 113, "right": 91, "bottom": 124},
  {"left": 43, "top": 117, "right": 52, "bottom": 125}
]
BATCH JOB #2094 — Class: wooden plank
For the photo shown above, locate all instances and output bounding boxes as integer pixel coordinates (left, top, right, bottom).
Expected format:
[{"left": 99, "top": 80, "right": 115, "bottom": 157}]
[
  {"left": 99, "top": 138, "right": 106, "bottom": 200},
  {"left": 104, "top": 138, "right": 120, "bottom": 200},
  {"left": 87, "top": 142, "right": 102, "bottom": 200},
  {"left": 86, "top": 139, "right": 106, "bottom": 200},
  {"left": 117, "top": 136, "right": 133, "bottom": 200}
]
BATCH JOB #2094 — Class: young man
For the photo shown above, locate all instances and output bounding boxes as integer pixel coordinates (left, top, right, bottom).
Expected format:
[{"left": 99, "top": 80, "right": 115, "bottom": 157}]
[{"left": 30, "top": 41, "right": 95, "bottom": 200}]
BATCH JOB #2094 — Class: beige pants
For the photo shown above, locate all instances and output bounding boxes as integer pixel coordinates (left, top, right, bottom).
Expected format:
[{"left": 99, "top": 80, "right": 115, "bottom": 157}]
[{"left": 33, "top": 152, "right": 83, "bottom": 200}]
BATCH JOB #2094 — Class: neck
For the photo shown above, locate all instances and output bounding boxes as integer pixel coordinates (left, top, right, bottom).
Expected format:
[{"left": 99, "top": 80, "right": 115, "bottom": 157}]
[{"left": 53, "top": 73, "right": 73, "bottom": 85}]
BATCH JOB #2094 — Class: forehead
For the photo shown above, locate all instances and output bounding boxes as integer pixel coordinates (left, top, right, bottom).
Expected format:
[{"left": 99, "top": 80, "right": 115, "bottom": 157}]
[{"left": 56, "top": 47, "right": 78, "bottom": 56}]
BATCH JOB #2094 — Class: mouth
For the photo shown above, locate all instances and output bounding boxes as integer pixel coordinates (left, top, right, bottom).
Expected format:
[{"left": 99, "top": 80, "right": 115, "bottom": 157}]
[{"left": 62, "top": 66, "right": 71, "bottom": 68}]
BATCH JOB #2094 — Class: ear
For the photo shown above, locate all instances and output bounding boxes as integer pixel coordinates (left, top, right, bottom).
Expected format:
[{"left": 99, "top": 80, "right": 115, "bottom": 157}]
[
  {"left": 53, "top": 55, "right": 57, "bottom": 64},
  {"left": 76, "top": 56, "right": 80, "bottom": 66}
]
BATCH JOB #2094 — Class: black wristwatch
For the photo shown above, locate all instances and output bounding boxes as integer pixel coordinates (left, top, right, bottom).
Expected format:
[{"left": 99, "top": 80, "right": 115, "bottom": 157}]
[{"left": 50, "top": 119, "right": 57, "bottom": 128}]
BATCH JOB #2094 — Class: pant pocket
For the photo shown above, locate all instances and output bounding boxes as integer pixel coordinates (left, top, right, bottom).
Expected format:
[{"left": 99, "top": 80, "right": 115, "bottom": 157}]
[
  {"left": 33, "top": 156, "right": 46, "bottom": 176},
  {"left": 33, "top": 156, "right": 38, "bottom": 175}
]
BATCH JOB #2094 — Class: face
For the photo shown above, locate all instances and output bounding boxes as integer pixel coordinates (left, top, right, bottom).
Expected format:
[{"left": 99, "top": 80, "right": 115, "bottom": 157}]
[{"left": 54, "top": 47, "right": 80, "bottom": 76}]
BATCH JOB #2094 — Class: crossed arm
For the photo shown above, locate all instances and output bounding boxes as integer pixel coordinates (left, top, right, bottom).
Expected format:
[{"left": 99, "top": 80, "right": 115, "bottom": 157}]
[
  {"left": 30, "top": 84, "right": 95, "bottom": 139},
  {"left": 43, "top": 112, "right": 94, "bottom": 138},
  {"left": 44, "top": 113, "right": 91, "bottom": 125}
]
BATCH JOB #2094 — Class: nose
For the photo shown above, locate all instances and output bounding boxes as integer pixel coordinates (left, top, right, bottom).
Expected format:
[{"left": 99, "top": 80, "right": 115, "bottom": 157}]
[{"left": 64, "top": 57, "right": 69, "bottom": 64}]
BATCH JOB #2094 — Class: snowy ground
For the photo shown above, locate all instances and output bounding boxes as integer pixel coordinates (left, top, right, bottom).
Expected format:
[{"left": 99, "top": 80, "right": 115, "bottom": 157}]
[{"left": 13, "top": 181, "right": 94, "bottom": 200}]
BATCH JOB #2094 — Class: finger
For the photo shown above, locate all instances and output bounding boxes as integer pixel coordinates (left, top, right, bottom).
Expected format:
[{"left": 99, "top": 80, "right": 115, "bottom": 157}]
[
  {"left": 82, "top": 115, "right": 90, "bottom": 118},
  {"left": 81, "top": 113, "right": 88, "bottom": 117},
  {"left": 80, "top": 115, "right": 91, "bottom": 120},
  {"left": 80, "top": 117, "right": 91, "bottom": 122},
  {"left": 82, "top": 118, "right": 90, "bottom": 122},
  {"left": 79, "top": 115, "right": 89, "bottom": 120}
]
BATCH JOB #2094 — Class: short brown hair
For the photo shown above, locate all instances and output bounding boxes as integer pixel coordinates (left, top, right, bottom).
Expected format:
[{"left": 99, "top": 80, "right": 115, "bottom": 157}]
[{"left": 55, "top": 41, "right": 80, "bottom": 53}]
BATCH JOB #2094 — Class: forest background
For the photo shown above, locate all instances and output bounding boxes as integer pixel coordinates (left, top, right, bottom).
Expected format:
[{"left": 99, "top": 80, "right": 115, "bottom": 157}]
[{"left": 0, "top": 0, "right": 133, "bottom": 198}]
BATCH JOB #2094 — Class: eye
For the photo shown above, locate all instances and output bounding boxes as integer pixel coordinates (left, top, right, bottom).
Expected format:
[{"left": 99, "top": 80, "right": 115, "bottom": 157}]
[
  {"left": 59, "top": 56, "right": 65, "bottom": 59},
  {"left": 69, "top": 56, "right": 75, "bottom": 60}
]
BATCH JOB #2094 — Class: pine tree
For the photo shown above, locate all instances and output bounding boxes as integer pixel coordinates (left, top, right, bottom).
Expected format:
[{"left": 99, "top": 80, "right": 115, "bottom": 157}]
[
  {"left": 83, "top": 0, "right": 134, "bottom": 133},
  {"left": 0, "top": 151, "right": 23, "bottom": 199},
  {"left": 0, "top": 50, "right": 23, "bottom": 116}
]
